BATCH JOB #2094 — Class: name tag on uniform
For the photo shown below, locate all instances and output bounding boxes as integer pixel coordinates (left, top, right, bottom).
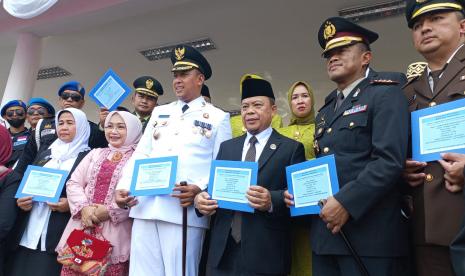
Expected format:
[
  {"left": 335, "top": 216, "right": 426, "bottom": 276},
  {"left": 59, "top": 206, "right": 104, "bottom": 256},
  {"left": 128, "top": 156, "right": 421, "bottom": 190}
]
[
  {"left": 41, "top": 129, "right": 55, "bottom": 136},
  {"left": 343, "top": 105, "right": 367, "bottom": 116},
  {"left": 158, "top": 114, "right": 170, "bottom": 118},
  {"left": 13, "top": 140, "right": 27, "bottom": 147}
]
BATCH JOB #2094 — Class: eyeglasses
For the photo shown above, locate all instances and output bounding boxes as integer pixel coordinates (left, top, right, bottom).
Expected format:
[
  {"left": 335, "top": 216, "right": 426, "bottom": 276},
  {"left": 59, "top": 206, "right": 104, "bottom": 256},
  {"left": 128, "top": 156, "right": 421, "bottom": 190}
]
[
  {"left": 5, "top": 109, "right": 25, "bottom": 117},
  {"left": 27, "top": 107, "right": 48, "bottom": 116},
  {"left": 61, "top": 92, "right": 82, "bottom": 102},
  {"left": 104, "top": 124, "right": 126, "bottom": 132}
]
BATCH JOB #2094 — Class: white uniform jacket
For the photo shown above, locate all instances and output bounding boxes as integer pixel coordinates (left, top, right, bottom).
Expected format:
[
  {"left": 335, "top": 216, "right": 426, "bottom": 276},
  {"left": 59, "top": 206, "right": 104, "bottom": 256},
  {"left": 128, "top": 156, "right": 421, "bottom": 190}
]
[{"left": 117, "top": 96, "right": 232, "bottom": 228}]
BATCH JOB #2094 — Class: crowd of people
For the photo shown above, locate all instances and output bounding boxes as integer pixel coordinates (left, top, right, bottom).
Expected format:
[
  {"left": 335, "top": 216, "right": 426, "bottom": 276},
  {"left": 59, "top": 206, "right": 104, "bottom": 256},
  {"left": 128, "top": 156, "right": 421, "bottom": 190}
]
[{"left": 0, "top": 0, "right": 464, "bottom": 275}]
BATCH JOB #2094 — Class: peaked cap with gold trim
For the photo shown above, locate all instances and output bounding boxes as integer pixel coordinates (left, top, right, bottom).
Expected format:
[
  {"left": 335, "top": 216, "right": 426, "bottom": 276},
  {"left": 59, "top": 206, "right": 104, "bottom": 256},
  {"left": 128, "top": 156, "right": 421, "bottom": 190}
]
[
  {"left": 318, "top": 17, "right": 378, "bottom": 56},
  {"left": 133, "top": 76, "right": 163, "bottom": 98},
  {"left": 170, "top": 44, "right": 212, "bottom": 80},
  {"left": 406, "top": 0, "right": 465, "bottom": 28}
]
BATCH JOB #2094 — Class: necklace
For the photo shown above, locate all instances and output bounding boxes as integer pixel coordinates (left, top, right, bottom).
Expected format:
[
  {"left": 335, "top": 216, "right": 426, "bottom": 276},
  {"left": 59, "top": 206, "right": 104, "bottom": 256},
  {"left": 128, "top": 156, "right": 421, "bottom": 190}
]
[{"left": 111, "top": 151, "right": 123, "bottom": 162}]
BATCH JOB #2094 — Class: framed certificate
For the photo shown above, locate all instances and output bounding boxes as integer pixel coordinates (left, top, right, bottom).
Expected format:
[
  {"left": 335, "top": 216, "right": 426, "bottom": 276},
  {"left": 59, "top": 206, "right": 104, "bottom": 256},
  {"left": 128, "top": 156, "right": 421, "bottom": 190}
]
[
  {"left": 208, "top": 160, "right": 258, "bottom": 213},
  {"left": 411, "top": 98, "right": 465, "bottom": 162},
  {"left": 15, "top": 165, "right": 70, "bottom": 203},
  {"left": 286, "top": 155, "right": 340, "bottom": 216},
  {"left": 88, "top": 68, "right": 131, "bottom": 111},
  {"left": 130, "top": 156, "right": 178, "bottom": 196}
]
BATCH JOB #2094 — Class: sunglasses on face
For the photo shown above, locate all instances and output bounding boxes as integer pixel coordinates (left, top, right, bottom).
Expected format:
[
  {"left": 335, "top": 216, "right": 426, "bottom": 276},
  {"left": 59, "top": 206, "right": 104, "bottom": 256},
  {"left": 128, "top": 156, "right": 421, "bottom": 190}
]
[
  {"left": 27, "top": 107, "right": 47, "bottom": 116},
  {"left": 5, "top": 109, "right": 25, "bottom": 117},
  {"left": 61, "top": 92, "right": 82, "bottom": 102}
]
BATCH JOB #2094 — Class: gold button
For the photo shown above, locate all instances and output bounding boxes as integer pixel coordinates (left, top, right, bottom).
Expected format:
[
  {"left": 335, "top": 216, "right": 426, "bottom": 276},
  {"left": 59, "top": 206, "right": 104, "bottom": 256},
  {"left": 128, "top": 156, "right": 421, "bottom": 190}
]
[
  {"left": 318, "top": 128, "right": 323, "bottom": 134},
  {"left": 327, "top": 128, "right": 332, "bottom": 134},
  {"left": 323, "top": 147, "right": 330, "bottom": 153},
  {"left": 349, "top": 122, "right": 355, "bottom": 128},
  {"left": 429, "top": 102, "right": 436, "bottom": 107},
  {"left": 425, "top": 174, "right": 434, "bottom": 182}
]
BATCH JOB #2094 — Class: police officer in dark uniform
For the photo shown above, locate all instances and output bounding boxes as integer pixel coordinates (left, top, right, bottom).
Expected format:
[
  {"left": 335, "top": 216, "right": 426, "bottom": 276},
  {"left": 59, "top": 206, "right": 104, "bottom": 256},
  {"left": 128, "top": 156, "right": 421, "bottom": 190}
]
[
  {"left": 14, "top": 81, "right": 106, "bottom": 175},
  {"left": 285, "top": 17, "right": 410, "bottom": 275},
  {"left": 131, "top": 76, "right": 163, "bottom": 132},
  {"left": 1, "top": 100, "right": 30, "bottom": 168}
]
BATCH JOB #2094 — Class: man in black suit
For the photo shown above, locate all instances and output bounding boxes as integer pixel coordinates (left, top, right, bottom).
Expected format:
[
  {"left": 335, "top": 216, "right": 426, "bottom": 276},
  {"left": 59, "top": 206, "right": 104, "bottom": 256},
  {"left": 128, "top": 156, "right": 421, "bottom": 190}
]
[
  {"left": 285, "top": 17, "right": 410, "bottom": 275},
  {"left": 195, "top": 78, "right": 305, "bottom": 275}
]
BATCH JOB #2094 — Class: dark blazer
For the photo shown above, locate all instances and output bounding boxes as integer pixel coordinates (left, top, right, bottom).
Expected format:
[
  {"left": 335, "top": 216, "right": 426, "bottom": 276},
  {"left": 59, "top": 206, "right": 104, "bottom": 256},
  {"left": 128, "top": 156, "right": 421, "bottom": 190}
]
[
  {"left": 403, "top": 46, "right": 465, "bottom": 246},
  {"left": 207, "top": 129, "right": 306, "bottom": 275},
  {"left": 14, "top": 118, "right": 106, "bottom": 175},
  {"left": 9, "top": 150, "right": 89, "bottom": 254},
  {"left": 311, "top": 69, "right": 410, "bottom": 257}
]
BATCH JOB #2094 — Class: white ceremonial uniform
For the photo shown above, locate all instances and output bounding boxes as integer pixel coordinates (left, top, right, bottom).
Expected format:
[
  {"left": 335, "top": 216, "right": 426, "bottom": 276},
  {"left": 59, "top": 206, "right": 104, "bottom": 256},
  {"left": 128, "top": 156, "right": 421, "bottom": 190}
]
[{"left": 117, "top": 96, "right": 232, "bottom": 276}]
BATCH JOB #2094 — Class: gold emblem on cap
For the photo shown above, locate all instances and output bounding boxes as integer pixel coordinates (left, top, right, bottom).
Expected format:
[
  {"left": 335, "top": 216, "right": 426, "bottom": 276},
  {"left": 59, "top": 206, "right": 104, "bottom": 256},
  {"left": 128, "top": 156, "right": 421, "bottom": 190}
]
[
  {"left": 146, "top": 79, "right": 154, "bottom": 90},
  {"left": 175, "top": 47, "right": 185, "bottom": 61},
  {"left": 323, "top": 21, "right": 336, "bottom": 41}
]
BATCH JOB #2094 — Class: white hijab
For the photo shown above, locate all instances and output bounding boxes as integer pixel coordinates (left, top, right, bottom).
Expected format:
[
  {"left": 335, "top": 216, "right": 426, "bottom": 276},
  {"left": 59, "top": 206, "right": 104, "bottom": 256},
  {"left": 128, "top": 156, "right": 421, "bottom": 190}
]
[{"left": 49, "top": 108, "right": 90, "bottom": 161}]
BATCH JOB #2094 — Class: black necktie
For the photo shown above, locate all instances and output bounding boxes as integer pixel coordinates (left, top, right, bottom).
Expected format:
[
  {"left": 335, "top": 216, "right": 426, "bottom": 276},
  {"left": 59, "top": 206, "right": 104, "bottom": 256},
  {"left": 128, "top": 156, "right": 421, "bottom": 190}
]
[
  {"left": 231, "top": 136, "right": 258, "bottom": 243},
  {"left": 335, "top": 92, "right": 345, "bottom": 111},
  {"left": 244, "top": 136, "right": 258, "bottom": 162},
  {"left": 182, "top": 104, "right": 189, "bottom": 113}
]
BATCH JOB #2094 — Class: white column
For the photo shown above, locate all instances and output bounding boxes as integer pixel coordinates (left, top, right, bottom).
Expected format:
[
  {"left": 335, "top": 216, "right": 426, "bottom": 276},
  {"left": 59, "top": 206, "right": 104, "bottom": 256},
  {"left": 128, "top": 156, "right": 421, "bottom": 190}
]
[{"left": 1, "top": 32, "right": 42, "bottom": 107}]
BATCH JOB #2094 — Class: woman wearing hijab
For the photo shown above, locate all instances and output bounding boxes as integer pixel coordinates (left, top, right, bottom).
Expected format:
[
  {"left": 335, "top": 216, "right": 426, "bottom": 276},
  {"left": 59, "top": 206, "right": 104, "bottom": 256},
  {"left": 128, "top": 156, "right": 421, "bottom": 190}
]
[
  {"left": 0, "top": 125, "right": 22, "bottom": 275},
  {"left": 9, "top": 108, "right": 90, "bottom": 276},
  {"left": 57, "top": 111, "right": 142, "bottom": 276},
  {"left": 278, "top": 81, "right": 315, "bottom": 276}
]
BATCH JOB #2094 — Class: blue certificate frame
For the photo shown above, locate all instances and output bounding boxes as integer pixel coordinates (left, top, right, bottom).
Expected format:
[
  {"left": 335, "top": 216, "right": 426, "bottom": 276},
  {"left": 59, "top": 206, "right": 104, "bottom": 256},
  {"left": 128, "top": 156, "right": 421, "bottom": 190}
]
[
  {"left": 15, "top": 165, "right": 69, "bottom": 203},
  {"left": 411, "top": 98, "right": 465, "bottom": 162},
  {"left": 286, "top": 155, "right": 340, "bottom": 216},
  {"left": 88, "top": 68, "right": 131, "bottom": 111},
  {"left": 208, "top": 160, "right": 257, "bottom": 213},
  {"left": 130, "top": 156, "right": 178, "bottom": 196}
]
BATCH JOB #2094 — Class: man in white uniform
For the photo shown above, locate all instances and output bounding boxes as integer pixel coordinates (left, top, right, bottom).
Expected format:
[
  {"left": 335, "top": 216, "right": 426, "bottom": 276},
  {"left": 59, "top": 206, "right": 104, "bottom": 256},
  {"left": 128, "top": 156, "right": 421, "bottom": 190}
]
[{"left": 115, "top": 44, "right": 232, "bottom": 275}]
